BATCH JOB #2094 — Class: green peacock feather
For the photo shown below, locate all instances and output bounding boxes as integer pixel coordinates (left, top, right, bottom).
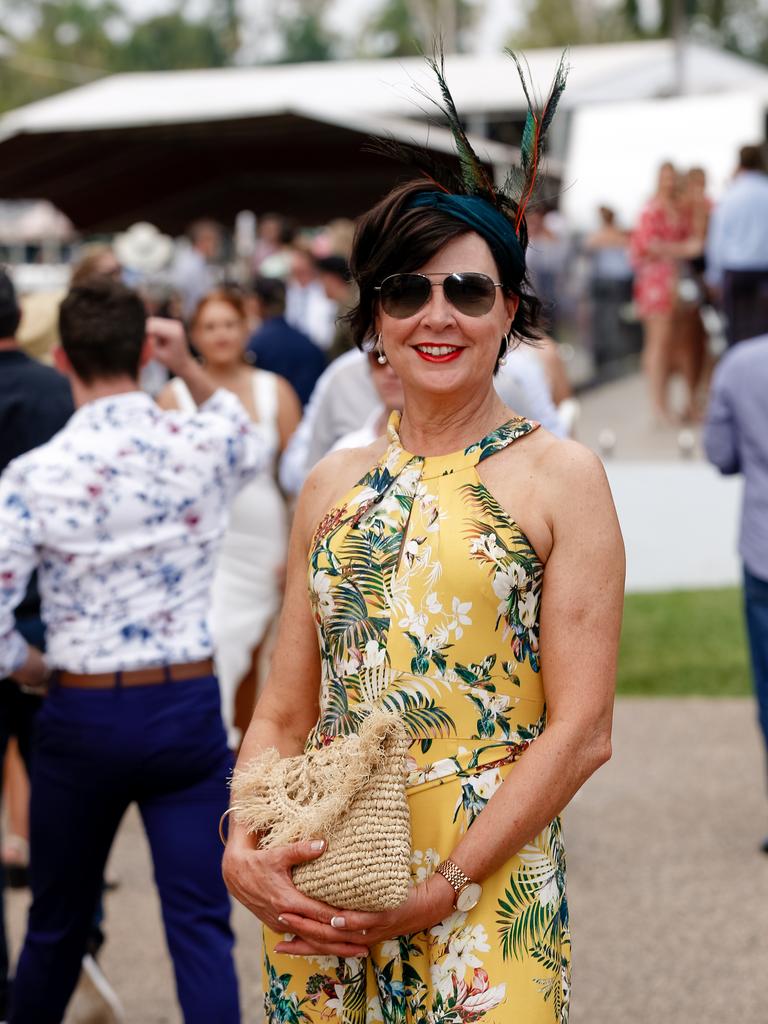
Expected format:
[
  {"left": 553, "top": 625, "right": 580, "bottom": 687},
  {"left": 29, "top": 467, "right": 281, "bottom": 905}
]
[{"left": 505, "top": 48, "right": 569, "bottom": 231}]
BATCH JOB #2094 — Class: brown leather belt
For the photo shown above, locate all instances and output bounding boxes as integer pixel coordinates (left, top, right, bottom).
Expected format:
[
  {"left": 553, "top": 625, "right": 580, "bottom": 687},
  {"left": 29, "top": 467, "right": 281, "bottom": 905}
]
[{"left": 56, "top": 658, "right": 215, "bottom": 689}]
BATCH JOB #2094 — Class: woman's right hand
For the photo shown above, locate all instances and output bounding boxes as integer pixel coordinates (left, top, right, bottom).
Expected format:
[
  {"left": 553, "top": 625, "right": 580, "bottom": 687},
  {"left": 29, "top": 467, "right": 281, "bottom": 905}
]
[{"left": 222, "top": 831, "right": 371, "bottom": 959}]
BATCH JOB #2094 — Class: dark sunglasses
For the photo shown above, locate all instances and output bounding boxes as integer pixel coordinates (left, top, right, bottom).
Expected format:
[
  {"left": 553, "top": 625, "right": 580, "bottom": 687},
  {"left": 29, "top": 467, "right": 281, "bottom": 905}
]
[{"left": 375, "top": 272, "right": 503, "bottom": 319}]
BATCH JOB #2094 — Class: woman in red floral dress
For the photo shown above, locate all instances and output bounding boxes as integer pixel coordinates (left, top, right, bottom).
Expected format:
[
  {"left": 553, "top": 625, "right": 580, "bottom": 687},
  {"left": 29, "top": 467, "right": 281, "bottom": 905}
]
[{"left": 631, "top": 162, "right": 696, "bottom": 423}]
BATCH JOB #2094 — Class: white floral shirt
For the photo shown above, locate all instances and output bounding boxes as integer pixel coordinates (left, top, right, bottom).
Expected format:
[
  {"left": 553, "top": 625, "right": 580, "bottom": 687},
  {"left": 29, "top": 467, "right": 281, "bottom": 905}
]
[{"left": 0, "top": 389, "right": 268, "bottom": 676}]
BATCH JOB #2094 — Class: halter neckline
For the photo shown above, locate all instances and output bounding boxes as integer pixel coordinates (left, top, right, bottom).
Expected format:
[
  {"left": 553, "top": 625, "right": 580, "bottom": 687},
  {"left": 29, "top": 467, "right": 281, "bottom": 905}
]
[{"left": 385, "top": 409, "right": 538, "bottom": 479}]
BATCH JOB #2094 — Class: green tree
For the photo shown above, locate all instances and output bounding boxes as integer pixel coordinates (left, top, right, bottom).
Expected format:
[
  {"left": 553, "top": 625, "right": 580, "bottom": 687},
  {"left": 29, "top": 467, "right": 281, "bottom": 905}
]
[
  {"left": 514, "top": 0, "right": 637, "bottom": 48},
  {"left": 359, "top": 0, "right": 479, "bottom": 57},
  {"left": 114, "top": 13, "right": 232, "bottom": 72},
  {"left": 0, "top": 0, "right": 118, "bottom": 112},
  {"left": 270, "top": 1, "right": 337, "bottom": 63},
  {"left": 0, "top": 0, "right": 243, "bottom": 115}
]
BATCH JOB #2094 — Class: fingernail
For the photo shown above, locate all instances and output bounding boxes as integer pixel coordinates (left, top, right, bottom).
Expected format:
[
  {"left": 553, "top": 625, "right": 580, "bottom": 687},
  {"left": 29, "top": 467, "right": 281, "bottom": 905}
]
[
  {"left": 330, "top": 915, "right": 346, "bottom": 928},
  {"left": 310, "top": 839, "right": 325, "bottom": 852}
]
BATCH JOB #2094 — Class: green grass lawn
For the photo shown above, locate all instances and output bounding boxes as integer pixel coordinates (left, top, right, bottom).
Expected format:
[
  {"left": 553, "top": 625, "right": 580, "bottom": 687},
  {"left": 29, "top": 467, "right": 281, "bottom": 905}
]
[{"left": 618, "top": 587, "right": 752, "bottom": 696}]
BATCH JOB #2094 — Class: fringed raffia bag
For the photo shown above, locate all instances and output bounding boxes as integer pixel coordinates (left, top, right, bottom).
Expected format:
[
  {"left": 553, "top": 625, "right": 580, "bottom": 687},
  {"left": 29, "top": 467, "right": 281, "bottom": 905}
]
[{"left": 229, "top": 710, "right": 412, "bottom": 911}]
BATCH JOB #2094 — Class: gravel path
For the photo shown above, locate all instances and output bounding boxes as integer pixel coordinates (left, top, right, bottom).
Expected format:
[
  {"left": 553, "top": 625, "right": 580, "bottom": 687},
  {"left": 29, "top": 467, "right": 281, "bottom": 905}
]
[{"left": 7, "top": 697, "right": 768, "bottom": 1023}]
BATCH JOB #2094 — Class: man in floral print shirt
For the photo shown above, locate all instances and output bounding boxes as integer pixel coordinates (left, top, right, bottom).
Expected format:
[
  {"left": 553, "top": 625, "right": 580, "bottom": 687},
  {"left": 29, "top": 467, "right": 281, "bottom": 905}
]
[{"left": 0, "top": 279, "right": 267, "bottom": 1023}]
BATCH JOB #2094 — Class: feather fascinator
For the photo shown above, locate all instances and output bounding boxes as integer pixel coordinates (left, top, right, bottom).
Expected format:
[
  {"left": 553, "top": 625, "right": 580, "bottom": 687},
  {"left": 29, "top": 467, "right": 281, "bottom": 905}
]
[{"left": 376, "top": 47, "right": 569, "bottom": 248}]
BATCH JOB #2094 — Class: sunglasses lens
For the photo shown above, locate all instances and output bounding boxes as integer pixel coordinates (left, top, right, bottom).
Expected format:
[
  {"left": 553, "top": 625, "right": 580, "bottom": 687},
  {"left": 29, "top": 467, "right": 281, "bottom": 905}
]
[
  {"left": 443, "top": 273, "right": 497, "bottom": 316},
  {"left": 379, "top": 274, "right": 431, "bottom": 318}
]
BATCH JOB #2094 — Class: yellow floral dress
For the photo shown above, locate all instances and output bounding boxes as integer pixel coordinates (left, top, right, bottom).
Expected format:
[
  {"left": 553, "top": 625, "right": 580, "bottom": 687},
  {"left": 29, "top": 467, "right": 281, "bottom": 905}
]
[{"left": 263, "top": 411, "right": 570, "bottom": 1024}]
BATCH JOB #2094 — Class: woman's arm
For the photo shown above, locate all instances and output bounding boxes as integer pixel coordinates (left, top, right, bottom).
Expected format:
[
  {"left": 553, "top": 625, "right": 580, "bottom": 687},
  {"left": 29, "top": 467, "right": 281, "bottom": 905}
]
[
  {"left": 440, "top": 444, "right": 623, "bottom": 881},
  {"left": 312, "top": 442, "right": 624, "bottom": 948},
  {"left": 222, "top": 446, "right": 385, "bottom": 958},
  {"left": 274, "top": 374, "right": 302, "bottom": 453}
]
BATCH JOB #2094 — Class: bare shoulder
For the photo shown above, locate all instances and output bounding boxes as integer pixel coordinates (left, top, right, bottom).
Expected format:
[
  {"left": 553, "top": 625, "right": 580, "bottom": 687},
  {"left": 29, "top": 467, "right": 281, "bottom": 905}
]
[
  {"left": 538, "top": 435, "right": 608, "bottom": 486},
  {"left": 537, "top": 437, "right": 615, "bottom": 515},
  {"left": 156, "top": 381, "right": 179, "bottom": 410}
]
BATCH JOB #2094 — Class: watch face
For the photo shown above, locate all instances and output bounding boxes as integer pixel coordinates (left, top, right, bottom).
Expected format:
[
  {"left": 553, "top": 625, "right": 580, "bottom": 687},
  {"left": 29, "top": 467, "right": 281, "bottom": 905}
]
[{"left": 456, "top": 882, "right": 482, "bottom": 912}]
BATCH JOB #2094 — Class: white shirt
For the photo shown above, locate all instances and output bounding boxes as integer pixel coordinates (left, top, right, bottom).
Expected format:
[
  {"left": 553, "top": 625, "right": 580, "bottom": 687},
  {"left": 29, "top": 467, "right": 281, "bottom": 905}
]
[
  {"left": 0, "top": 389, "right": 267, "bottom": 676},
  {"left": 279, "top": 349, "right": 378, "bottom": 495},
  {"left": 285, "top": 280, "right": 337, "bottom": 350},
  {"left": 495, "top": 347, "right": 567, "bottom": 438}
]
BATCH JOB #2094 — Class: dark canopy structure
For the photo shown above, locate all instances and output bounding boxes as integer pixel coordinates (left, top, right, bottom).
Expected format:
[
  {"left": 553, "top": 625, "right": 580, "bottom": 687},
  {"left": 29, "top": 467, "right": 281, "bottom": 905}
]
[{"left": 0, "top": 109, "right": 519, "bottom": 234}]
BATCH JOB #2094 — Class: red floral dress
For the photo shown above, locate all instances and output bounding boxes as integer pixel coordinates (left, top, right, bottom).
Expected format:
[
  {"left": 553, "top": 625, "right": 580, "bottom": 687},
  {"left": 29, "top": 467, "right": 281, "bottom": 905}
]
[{"left": 631, "top": 198, "right": 690, "bottom": 318}]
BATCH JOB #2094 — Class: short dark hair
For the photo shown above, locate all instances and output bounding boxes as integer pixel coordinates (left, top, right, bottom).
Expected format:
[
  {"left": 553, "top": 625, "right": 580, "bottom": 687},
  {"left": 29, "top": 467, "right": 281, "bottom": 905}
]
[
  {"left": 316, "top": 255, "right": 351, "bottom": 282},
  {"left": 739, "top": 145, "right": 765, "bottom": 172},
  {"left": 59, "top": 279, "right": 146, "bottom": 384},
  {"left": 347, "top": 180, "right": 541, "bottom": 368},
  {"left": 252, "top": 276, "right": 286, "bottom": 317},
  {"left": 0, "top": 269, "right": 21, "bottom": 339}
]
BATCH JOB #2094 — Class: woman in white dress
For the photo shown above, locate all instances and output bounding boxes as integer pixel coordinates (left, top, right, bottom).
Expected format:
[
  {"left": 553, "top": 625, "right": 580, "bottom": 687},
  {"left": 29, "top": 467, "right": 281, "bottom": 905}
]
[{"left": 158, "top": 289, "right": 301, "bottom": 743}]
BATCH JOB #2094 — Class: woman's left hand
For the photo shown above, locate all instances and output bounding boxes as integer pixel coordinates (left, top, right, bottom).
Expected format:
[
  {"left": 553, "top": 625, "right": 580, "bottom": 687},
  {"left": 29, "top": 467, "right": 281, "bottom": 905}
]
[{"left": 274, "top": 872, "right": 455, "bottom": 956}]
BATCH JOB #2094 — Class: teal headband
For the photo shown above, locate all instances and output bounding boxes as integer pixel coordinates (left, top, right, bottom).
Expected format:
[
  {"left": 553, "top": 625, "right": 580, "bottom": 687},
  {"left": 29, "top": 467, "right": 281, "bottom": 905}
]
[{"left": 408, "top": 192, "right": 526, "bottom": 279}]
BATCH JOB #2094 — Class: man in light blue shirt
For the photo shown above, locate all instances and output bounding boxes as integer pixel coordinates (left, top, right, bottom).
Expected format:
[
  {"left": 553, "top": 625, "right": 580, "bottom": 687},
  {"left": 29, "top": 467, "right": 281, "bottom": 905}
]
[
  {"left": 704, "top": 334, "right": 768, "bottom": 852},
  {"left": 706, "top": 145, "right": 768, "bottom": 345}
]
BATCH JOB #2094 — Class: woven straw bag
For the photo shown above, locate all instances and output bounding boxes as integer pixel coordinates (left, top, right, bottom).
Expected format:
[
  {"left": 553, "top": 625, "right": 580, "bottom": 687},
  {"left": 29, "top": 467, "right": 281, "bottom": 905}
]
[{"left": 229, "top": 710, "right": 412, "bottom": 911}]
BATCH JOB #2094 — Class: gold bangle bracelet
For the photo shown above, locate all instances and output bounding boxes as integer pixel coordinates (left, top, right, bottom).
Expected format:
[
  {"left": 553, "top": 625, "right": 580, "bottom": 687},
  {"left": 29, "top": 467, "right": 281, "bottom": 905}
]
[{"left": 218, "top": 809, "right": 231, "bottom": 846}]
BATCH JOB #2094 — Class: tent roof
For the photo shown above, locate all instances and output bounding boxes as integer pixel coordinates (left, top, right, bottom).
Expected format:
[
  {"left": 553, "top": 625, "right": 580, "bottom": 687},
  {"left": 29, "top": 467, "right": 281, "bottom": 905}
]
[{"left": 0, "top": 109, "right": 522, "bottom": 233}]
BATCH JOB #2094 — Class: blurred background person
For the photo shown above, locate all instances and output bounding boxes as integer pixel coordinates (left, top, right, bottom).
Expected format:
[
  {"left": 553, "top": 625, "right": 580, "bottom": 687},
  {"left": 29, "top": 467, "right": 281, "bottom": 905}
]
[
  {"left": 704, "top": 333, "right": 768, "bottom": 851},
  {"left": 246, "top": 277, "right": 325, "bottom": 407},
  {"left": 0, "top": 269, "right": 74, "bottom": 1021},
  {"left": 279, "top": 347, "right": 376, "bottom": 496},
  {"left": 251, "top": 213, "right": 284, "bottom": 275},
  {"left": 316, "top": 254, "right": 357, "bottom": 359},
  {"left": 706, "top": 144, "right": 768, "bottom": 346},
  {"left": 258, "top": 217, "right": 297, "bottom": 279},
  {"left": 331, "top": 348, "right": 404, "bottom": 450},
  {"left": 525, "top": 205, "right": 569, "bottom": 334},
  {"left": 14, "top": 244, "right": 123, "bottom": 367},
  {"left": 631, "top": 161, "right": 698, "bottom": 424},
  {"left": 285, "top": 243, "right": 337, "bottom": 351},
  {"left": 158, "top": 289, "right": 300, "bottom": 742},
  {"left": 676, "top": 166, "right": 713, "bottom": 418},
  {"left": 497, "top": 338, "right": 574, "bottom": 438},
  {"left": 170, "top": 218, "right": 222, "bottom": 320},
  {"left": 585, "top": 206, "right": 635, "bottom": 372},
  {"left": 70, "top": 244, "right": 122, "bottom": 286}
]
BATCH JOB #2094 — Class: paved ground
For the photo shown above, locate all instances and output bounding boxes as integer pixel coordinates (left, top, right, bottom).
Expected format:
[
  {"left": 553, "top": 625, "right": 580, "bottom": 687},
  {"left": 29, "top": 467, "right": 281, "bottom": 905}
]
[
  {"left": 7, "top": 697, "right": 767, "bottom": 1023},
  {"left": 574, "top": 371, "right": 704, "bottom": 462},
  {"left": 564, "top": 370, "right": 744, "bottom": 592}
]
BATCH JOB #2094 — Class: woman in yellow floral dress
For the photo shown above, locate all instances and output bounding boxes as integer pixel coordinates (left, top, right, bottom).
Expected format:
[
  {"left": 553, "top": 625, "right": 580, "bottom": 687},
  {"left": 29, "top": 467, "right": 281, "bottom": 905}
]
[{"left": 223, "top": 63, "right": 624, "bottom": 1024}]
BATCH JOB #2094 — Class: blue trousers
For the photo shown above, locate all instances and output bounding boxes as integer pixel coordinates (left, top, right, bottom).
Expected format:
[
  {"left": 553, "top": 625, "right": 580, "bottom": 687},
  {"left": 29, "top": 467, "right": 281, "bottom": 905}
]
[
  {"left": 9, "top": 673, "right": 239, "bottom": 1024},
  {"left": 745, "top": 567, "right": 768, "bottom": 771}
]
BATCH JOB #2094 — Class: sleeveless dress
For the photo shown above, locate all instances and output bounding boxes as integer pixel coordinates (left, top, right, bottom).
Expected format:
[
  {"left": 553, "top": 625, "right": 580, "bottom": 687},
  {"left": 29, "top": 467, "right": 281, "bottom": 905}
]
[
  {"left": 170, "top": 372, "right": 288, "bottom": 742},
  {"left": 262, "top": 411, "right": 570, "bottom": 1024}
]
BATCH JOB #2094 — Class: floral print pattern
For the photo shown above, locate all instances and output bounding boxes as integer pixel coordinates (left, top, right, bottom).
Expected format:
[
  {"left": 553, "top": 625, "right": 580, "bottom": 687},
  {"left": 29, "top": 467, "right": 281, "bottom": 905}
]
[
  {"left": 264, "top": 411, "right": 570, "bottom": 1022},
  {"left": 0, "top": 390, "right": 265, "bottom": 675}
]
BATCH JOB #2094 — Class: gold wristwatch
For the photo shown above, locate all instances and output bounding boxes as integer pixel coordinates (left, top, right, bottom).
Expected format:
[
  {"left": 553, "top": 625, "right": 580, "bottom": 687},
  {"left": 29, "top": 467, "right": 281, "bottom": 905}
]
[{"left": 435, "top": 859, "right": 483, "bottom": 912}]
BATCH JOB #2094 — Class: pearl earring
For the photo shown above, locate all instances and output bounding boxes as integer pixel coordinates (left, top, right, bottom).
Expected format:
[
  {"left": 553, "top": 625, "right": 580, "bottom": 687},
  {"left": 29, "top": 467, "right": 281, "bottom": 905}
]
[{"left": 375, "top": 332, "right": 387, "bottom": 365}]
